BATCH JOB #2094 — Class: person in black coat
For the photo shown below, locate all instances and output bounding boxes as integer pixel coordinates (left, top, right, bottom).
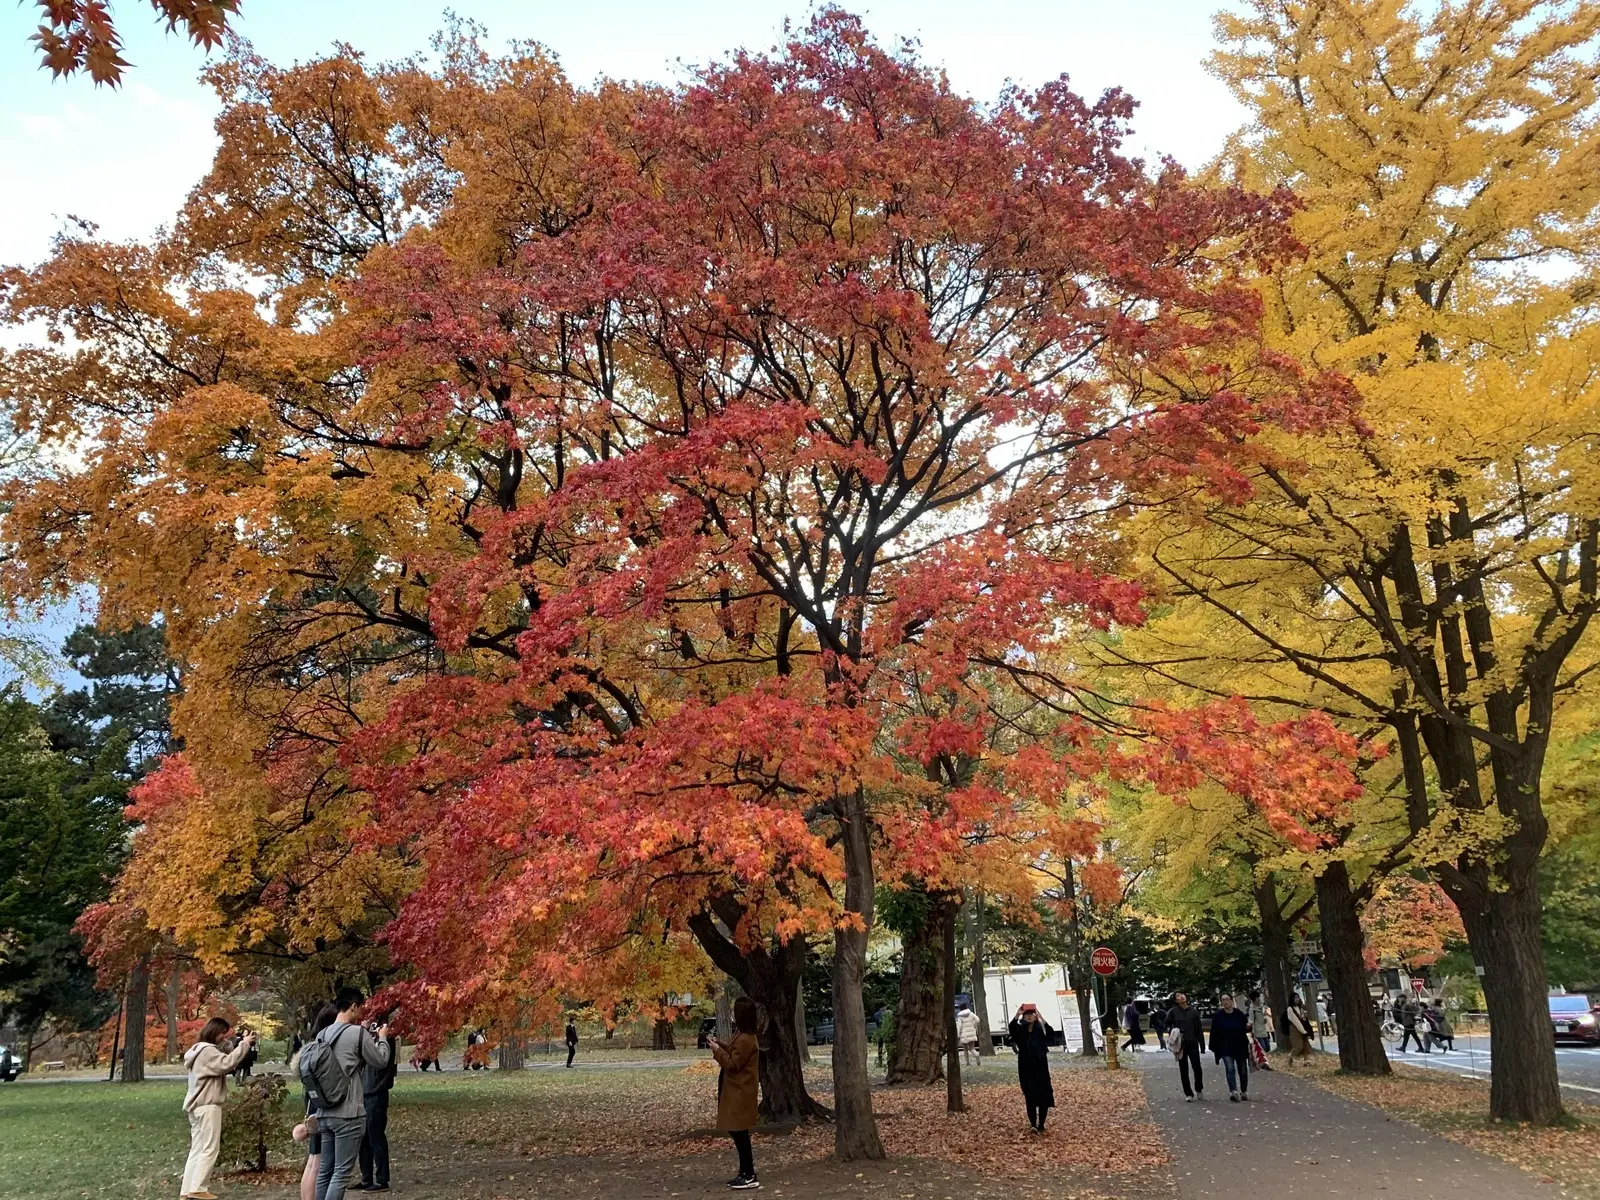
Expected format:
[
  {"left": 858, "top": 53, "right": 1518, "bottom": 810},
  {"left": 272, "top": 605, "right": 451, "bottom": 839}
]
[
  {"left": 1209, "top": 993, "right": 1250, "bottom": 1101},
  {"left": 1007, "top": 1004, "right": 1055, "bottom": 1132},
  {"left": 565, "top": 1018, "right": 579, "bottom": 1068},
  {"left": 1165, "top": 993, "right": 1206, "bottom": 1101},
  {"left": 358, "top": 1021, "right": 399, "bottom": 1191}
]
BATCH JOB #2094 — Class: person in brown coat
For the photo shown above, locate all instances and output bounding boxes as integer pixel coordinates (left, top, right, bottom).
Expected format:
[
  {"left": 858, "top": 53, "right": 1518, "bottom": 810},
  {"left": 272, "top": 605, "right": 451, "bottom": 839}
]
[{"left": 708, "top": 996, "right": 761, "bottom": 1190}]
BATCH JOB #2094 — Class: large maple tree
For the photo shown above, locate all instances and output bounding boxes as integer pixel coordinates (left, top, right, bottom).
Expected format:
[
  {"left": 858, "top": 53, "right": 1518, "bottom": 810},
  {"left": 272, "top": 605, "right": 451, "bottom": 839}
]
[{"left": 3, "top": 12, "right": 1345, "bottom": 1156}]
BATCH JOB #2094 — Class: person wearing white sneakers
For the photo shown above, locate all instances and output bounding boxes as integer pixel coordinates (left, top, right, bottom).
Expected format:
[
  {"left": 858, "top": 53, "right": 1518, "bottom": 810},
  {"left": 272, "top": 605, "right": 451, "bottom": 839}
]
[{"left": 180, "top": 1016, "right": 258, "bottom": 1200}]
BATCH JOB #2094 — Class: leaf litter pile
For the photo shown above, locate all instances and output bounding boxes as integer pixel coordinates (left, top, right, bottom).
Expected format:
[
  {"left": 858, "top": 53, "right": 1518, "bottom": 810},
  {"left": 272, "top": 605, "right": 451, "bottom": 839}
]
[{"left": 1300, "top": 1056, "right": 1600, "bottom": 1198}]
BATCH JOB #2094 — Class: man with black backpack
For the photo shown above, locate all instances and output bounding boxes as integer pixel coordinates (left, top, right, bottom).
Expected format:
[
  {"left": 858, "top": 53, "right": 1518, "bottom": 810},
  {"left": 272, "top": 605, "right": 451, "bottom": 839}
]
[{"left": 299, "top": 987, "right": 393, "bottom": 1200}]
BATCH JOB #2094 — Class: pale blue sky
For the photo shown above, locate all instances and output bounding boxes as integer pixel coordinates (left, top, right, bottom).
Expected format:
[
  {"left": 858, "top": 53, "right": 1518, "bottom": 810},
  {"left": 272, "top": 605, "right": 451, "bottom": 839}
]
[{"left": 1, "top": 0, "right": 1249, "bottom": 268}]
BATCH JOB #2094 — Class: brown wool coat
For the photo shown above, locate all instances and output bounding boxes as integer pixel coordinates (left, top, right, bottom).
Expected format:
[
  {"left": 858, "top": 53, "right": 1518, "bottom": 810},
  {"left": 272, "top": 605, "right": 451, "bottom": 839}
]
[{"left": 712, "top": 1032, "right": 759, "bottom": 1131}]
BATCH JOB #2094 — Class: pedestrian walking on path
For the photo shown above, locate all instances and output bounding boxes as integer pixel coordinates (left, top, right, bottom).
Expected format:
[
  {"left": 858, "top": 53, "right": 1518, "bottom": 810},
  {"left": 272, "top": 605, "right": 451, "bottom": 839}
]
[
  {"left": 1244, "top": 989, "right": 1272, "bottom": 1068},
  {"left": 565, "top": 1018, "right": 579, "bottom": 1068},
  {"left": 1007, "top": 1003, "right": 1056, "bottom": 1132},
  {"left": 1149, "top": 1004, "right": 1168, "bottom": 1050},
  {"left": 1423, "top": 1000, "right": 1454, "bottom": 1051},
  {"left": 1165, "top": 993, "right": 1205, "bottom": 1101},
  {"left": 181, "top": 1016, "right": 259, "bottom": 1200},
  {"left": 1284, "top": 993, "right": 1314, "bottom": 1062},
  {"left": 1397, "top": 995, "right": 1429, "bottom": 1054},
  {"left": 708, "top": 996, "right": 761, "bottom": 1191},
  {"left": 1121, "top": 1000, "right": 1145, "bottom": 1053},
  {"left": 1208, "top": 993, "right": 1250, "bottom": 1101}
]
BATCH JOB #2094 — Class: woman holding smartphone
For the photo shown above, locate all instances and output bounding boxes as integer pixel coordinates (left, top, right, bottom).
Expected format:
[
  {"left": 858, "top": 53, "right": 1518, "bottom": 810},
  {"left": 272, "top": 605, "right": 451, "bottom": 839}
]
[{"left": 707, "top": 997, "right": 761, "bottom": 1191}]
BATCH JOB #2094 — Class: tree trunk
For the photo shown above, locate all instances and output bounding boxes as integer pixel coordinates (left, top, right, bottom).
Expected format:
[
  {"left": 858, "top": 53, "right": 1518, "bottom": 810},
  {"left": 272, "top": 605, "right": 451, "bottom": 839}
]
[
  {"left": 1452, "top": 869, "right": 1565, "bottom": 1123},
  {"left": 942, "top": 896, "right": 964, "bottom": 1113},
  {"left": 795, "top": 976, "right": 811, "bottom": 1064},
  {"left": 652, "top": 1009, "right": 676, "bottom": 1051},
  {"left": 121, "top": 952, "right": 151, "bottom": 1082},
  {"left": 1062, "top": 859, "right": 1098, "bottom": 1056},
  {"left": 886, "top": 900, "right": 945, "bottom": 1085},
  {"left": 165, "top": 960, "right": 180, "bottom": 1062},
  {"left": 964, "top": 891, "right": 994, "bottom": 1055},
  {"left": 498, "top": 1031, "right": 525, "bottom": 1070},
  {"left": 1315, "top": 862, "right": 1388, "bottom": 1076},
  {"left": 1253, "top": 874, "right": 1295, "bottom": 1053},
  {"left": 688, "top": 902, "right": 829, "bottom": 1123},
  {"left": 716, "top": 977, "right": 734, "bottom": 1044},
  {"left": 831, "top": 788, "right": 885, "bottom": 1159}
]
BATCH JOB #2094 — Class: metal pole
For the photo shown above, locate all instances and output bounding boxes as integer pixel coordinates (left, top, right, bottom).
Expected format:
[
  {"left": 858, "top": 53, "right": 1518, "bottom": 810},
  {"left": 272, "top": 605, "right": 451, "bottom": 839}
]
[{"left": 107, "top": 986, "right": 126, "bottom": 1082}]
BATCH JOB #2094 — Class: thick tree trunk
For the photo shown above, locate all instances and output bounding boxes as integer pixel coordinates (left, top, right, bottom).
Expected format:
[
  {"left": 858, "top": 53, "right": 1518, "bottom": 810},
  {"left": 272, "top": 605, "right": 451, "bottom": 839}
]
[
  {"left": 498, "top": 1032, "right": 525, "bottom": 1070},
  {"left": 886, "top": 900, "right": 945, "bottom": 1085},
  {"left": 121, "top": 952, "right": 151, "bottom": 1082},
  {"left": 165, "top": 960, "right": 181, "bottom": 1062},
  {"left": 1315, "top": 863, "right": 1388, "bottom": 1076},
  {"left": 688, "top": 902, "right": 829, "bottom": 1123},
  {"left": 942, "top": 896, "right": 964, "bottom": 1113},
  {"left": 652, "top": 1012, "right": 676, "bottom": 1050},
  {"left": 964, "top": 892, "right": 995, "bottom": 1055},
  {"left": 831, "top": 788, "right": 885, "bottom": 1159},
  {"left": 1453, "top": 870, "right": 1565, "bottom": 1124},
  {"left": 1253, "top": 874, "right": 1295, "bottom": 1052},
  {"left": 1062, "top": 859, "right": 1098, "bottom": 1056}
]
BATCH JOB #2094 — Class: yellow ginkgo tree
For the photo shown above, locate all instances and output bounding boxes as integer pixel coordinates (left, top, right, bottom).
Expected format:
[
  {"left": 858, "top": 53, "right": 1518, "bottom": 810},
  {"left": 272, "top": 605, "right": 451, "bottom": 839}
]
[{"left": 1117, "top": 0, "right": 1600, "bottom": 1124}]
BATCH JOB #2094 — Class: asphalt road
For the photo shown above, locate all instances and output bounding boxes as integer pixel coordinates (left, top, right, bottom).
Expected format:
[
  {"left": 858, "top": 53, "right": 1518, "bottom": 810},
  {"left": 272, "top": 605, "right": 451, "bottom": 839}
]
[{"left": 1326, "top": 1031, "right": 1600, "bottom": 1099}]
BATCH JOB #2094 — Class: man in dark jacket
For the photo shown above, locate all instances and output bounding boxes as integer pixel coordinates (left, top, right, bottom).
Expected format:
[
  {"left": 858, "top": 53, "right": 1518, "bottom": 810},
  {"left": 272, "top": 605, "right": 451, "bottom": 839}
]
[
  {"left": 565, "top": 1018, "right": 579, "bottom": 1068},
  {"left": 357, "top": 1020, "right": 399, "bottom": 1192},
  {"left": 1165, "top": 993, "right": 1206, "bottom": 1101},
  {"left": 1209, "top": 993, "right": 1250, "bottom": 1101}
]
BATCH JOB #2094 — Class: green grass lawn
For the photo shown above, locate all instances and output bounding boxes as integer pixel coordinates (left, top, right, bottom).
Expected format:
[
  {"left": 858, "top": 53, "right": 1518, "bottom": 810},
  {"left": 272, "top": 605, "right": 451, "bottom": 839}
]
[{"left": 0, "top": 1078, "right": 196, "bottom": 1200}]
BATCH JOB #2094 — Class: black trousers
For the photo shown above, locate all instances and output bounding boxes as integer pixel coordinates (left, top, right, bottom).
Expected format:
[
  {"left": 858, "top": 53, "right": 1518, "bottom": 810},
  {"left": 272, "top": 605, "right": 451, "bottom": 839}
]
[
  {"left": 1177, "top": 1041, "right": 1204, "bottom": 1096},
  {"left": 566, "top": 1041, "right": 577, "bottom": 1067},
  {"left": 359, "top": 1089, "right": 391, "bottom": 1187},
  {"left": 1025, "top": 1100, "right": 1049, "bottom": 1130},
  {"left": 1399, "top": 1027, "right": 1429, "bottom": 1052},
  {"left": 730, "top": 1129, "right": 754, "bottom": 1178}
]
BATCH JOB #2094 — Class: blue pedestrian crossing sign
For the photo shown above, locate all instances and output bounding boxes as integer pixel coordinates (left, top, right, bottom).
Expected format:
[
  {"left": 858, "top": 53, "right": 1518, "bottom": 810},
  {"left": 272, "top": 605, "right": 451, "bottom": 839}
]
[{"left": 1298, "top": 956, "right": 1324, "bottom": 984}]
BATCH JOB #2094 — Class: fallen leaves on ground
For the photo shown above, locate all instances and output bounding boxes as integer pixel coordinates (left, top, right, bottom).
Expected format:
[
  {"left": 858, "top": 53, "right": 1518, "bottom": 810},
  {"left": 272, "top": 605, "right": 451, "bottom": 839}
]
[{"left": 1298, "top": 1055, "right": 1600, "bottom": 1198}]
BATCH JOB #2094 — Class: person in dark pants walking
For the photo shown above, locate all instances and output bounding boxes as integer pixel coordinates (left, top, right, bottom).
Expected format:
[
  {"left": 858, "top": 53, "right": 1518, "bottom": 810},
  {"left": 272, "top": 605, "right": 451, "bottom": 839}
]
[
  {"left": 1165, "top": 993, "right": 1205, "bottom": 1101},
  {"left": 1209, "top": 993, "right": 1250, "bottom": 1101},
  {"left": 1149, "top": 1004, "right": 1168, "bottom": 1050},
  {"left": 1397, "top": 996, "right": 1429, "bottom": 1054},
  {"left": 1007, "top": 1003, "right": 1056, "bottom": 1132},
  {"left": 356, "top": 1018, "right": 398, "bottom": 1192},
  {"left": 565, "top": 1018, "right": 579, "bottom": 1068}
]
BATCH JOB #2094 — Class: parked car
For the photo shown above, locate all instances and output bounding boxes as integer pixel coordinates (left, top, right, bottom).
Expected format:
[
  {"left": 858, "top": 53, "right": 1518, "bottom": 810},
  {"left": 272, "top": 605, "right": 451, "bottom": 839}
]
[
  {"left": 1549, "top": 994, "right": 1600, "bottom": 1044},
  {"left": 810, "top": 1014, "right": 882, "bottom": 1045},
  {"left": 0, "top": 1045, "right": 18, "bottom": 1081}
]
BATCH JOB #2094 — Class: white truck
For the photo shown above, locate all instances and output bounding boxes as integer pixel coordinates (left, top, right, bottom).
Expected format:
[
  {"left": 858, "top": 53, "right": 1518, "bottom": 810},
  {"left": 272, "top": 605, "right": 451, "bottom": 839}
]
[{"left": 982, "top": 962, "right": 1100, "bottom": 1050}]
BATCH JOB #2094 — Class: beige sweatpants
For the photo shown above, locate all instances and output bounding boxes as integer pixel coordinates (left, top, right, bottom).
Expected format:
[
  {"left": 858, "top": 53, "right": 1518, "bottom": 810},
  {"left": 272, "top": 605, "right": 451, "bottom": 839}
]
[{"left": 181, "top": 1103, "right": 223, "bottom": 1196}]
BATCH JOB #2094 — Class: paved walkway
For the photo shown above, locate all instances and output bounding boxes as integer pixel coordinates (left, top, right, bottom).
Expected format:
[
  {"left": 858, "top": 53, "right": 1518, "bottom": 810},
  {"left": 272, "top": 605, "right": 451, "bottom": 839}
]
[{"left": 1129, "top": 1051, "right": 1553, "bottom": 1199}]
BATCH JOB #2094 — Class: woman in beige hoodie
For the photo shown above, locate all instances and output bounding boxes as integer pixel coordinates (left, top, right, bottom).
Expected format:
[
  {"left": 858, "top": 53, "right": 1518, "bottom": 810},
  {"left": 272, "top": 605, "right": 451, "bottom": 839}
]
[{"left": 180, "top": 1017, "right": 257, "bottom": 1200}]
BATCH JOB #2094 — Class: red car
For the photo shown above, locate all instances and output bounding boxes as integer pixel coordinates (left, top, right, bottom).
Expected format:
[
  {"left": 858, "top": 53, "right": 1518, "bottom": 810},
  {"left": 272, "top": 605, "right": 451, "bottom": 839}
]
[{"left": 1549, "top": 994, "right": 1600, "bottom": 1044}]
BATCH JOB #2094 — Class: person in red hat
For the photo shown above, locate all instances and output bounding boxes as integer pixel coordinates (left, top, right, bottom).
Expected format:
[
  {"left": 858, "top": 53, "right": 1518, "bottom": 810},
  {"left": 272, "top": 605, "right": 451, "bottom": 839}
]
[{"left": 1006, "top": 1003, "right": 1056, "bottom": 1132}]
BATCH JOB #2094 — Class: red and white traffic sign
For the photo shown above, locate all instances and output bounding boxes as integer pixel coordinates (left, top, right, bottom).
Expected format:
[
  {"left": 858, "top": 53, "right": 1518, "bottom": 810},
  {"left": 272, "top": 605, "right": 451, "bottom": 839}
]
[
  {"left": 1411, "top": 977, "right": 1426, "bottom": 993},
  {"left": 1090, "top": 946, "right": 1119, "bottom": 976}
]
